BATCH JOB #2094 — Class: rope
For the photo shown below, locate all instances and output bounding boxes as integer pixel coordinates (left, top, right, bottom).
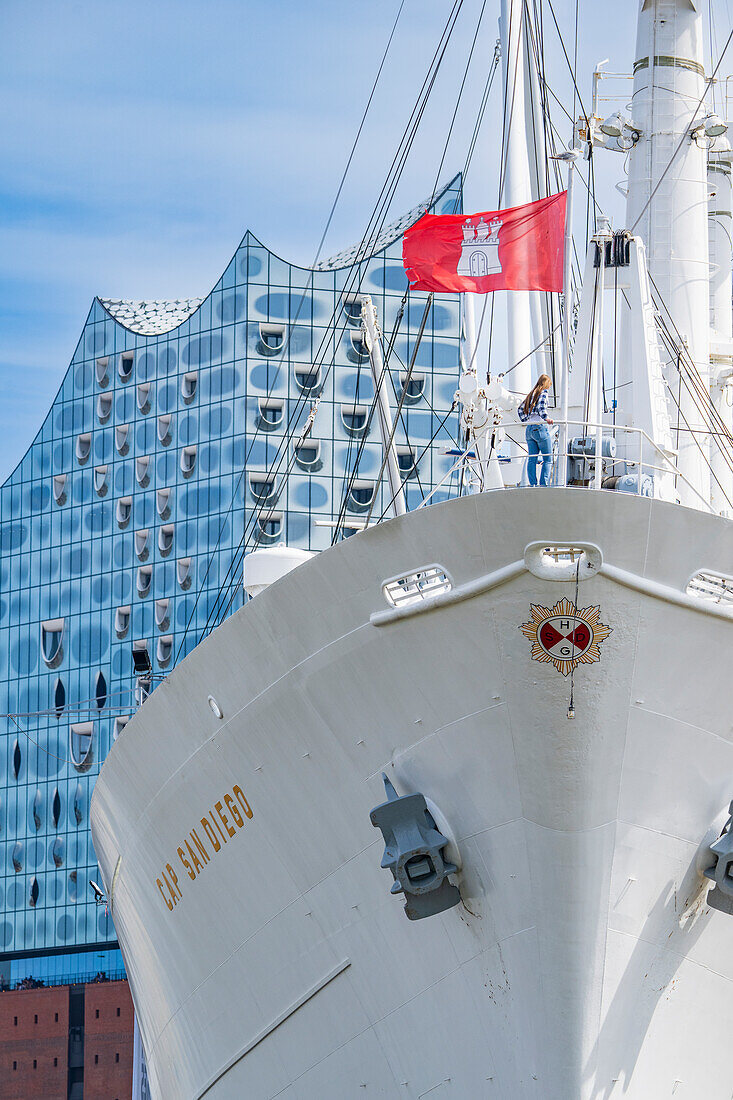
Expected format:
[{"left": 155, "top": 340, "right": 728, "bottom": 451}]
[
  {"left": 180, "top": 0, "right": 469, "bottom": 650},
  {"left": 430, "top": 0, "right": 489, "bottom": 205},
  {"left": 330, "top": 294, "right": 408, "bottom": 544},
  {"left": 173, "top": 0, "right": 412, "bottom": 660},
  {"left": 388, "top": 345, "right": 462, "bottom": 447},
  {"left": 8, "top": 714, "right": 68, "bottom": 764},
  {"left": 364, "top": 295, "right": 434, "bottom": 526},
  {"left": 216, "top": 0, "right": 467, "bottom": 566},
  {"left": 377, "top": 402, "right": 459, "bottom": 522},
  {"left": 561, "top": 558, "right": 581, "bottom": 721},
  {"left": 502, "top": 322, "right": 562, "bottom": 379},
  {"left": 332, "top": 1, "right": 497, "bottom": 540}
]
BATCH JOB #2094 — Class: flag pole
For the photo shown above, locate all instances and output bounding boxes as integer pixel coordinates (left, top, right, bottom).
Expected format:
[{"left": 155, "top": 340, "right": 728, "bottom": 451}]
[
  {"left": 556, "top": 148, "right": 580, "bottom": 488},
  {"left": 463, "top": 292, "right": 478, "bottom": 369}
]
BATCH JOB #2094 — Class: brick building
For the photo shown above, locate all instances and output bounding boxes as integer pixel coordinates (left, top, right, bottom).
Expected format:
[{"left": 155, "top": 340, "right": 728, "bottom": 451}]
[{"left": 0, "top": 979, "right": 133, "bottom": 1099}]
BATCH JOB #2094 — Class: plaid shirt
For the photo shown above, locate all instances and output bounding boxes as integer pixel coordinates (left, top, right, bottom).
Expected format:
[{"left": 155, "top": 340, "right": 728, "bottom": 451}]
[{"left": 518, "top": 389, "right": 550, "bottom": 424}]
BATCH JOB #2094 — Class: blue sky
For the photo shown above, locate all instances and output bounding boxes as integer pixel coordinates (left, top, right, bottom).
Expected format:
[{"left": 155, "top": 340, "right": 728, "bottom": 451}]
[{"left": 0, "top": 0, "right": 728, "bottom": 480}]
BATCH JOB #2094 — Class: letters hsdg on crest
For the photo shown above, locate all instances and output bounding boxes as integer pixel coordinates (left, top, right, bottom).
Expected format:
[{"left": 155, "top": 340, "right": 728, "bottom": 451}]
[{"left": 520, "top": 597, "right": 612, "bottom": 677}]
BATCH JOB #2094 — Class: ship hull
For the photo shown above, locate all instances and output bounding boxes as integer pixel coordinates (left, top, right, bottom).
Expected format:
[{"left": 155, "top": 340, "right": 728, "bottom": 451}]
[{"left": 91, "top": 489, "right": 733, "bottom": 1099}]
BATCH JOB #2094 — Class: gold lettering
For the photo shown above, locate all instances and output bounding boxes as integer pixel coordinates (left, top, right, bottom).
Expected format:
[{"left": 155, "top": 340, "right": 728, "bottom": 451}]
[
  {"left": 233, "top": 785, "right": 253, "bottom": 819},
  {"left": 161, "top": 868, "right": 177, "bottom": 907},
  {"left": 177, "top": 846, "right": 195, "bottom": 882},
  {"left": 190, "top": 827, "right": 209, "bottom": 864},
  {"left": 210, "top": 810, "right": 227, "bottom": 844},
  {"left": 186, "top": 839, "right": 202, "bottom": 875},
  {"left": 166, "top": 863, "right": 181, "bottom": 899},
  {"left": 160, "top": 786, "right": 255, "bottom": 913},
  {"left": 225, "top": 794, "right": 243, "bottom": 829},
  {"left": 201, "top": 816, "right": 221, "bottom": 852},
  {"left": 216, "top": 800, "right": 236, "bottom": 838},
  {"left": 157, "top": 877, "right": 173, "bottom": 912}
]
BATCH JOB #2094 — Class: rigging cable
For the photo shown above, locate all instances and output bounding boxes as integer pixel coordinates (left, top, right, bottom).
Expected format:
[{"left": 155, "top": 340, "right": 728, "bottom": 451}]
[
  {"left": 650, "top": 270, "right": 733, "bottom": 457},
  {"left": 334, "top": 2, "right": 500, "bottom": 537},
  {"left": 185, "top": 0, "right": 468, "bottom": 640},
  {"left": 430, "top": 0, "right": 489, "bottom": 204},
  {"left": 172, "top": 0, "right": 409, "bottom": 662},
  {"left": 8, "top": 714, "right": 67, "bottom": 764},
  {"left": 566, "top": 556, "right": 581, "bottom": 720},
  {"left": 363, "top": 294, "right": 434, "bottom": 526},
  {"left": 330, "top": 295, "right": 409, "bottom": 543},
  {"left": 192, "top": 0, "right": 470, "bottom": 640},
  {"left": 377, "top": 402, "right": 460, "bottom": 522}
]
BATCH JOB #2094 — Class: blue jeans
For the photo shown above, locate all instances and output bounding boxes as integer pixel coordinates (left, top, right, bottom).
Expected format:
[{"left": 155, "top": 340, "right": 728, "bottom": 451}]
[{"left": 526, "top": 423, "right": 553, "bottom": 486}]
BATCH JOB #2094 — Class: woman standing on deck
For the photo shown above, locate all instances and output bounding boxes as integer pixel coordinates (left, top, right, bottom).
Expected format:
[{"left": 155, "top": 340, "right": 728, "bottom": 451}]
[{"left": 518, "top": 374, "right": 554, "bottom": 487}]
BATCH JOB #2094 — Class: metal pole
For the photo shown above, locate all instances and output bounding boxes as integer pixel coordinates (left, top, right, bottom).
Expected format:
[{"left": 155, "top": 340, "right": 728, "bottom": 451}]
[
  {"left": 557, "top": 149, "right": 579, "bottom": 487},
  {"left": 361, "top": 296, "right": 407, "bottom": 517},
  {"left": 593, "top": 223, "right": 611, "bottom": 490},
  {"left": 499, "top": 0, "right": 534, "bottom": 398},
  {"left": 463, "top": 293, "right": 478, "bottom": 367}
]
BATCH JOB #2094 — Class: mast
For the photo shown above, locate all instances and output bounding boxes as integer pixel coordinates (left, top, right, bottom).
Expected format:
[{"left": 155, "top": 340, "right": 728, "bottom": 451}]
[
  {"left": 499, "top": 0, "right": 534, "bottom": 398},
  {"left": 523, "top": 11, "right": 557, "bottom": 384},
  {"left": 625, "top": 0, "right": 711, "bottom": 505},
  {"left": 708, "top": 138, "right": 733, "bottom": 515},
  {"left": 557, "top": 148, "right": 579, "bottom": 487}
]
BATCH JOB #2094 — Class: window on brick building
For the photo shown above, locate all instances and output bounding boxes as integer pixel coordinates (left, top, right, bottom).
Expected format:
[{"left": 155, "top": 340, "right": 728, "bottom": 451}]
[
  {"left": 115, "top": 1052, "right": 120, "bottom": 1062},
  {"left": 12, "top": 1061, "right": 17, "bottom": 1070},
  {"left": 55, "top": 1013, "right": 58, "bottom": 1022},
  {"left": 117, "top": 1007, "right": 121, "bottom": 1017},
  {"left": 95, "top": 1009, "right": 100, "bottom": 1018},
  {"left": 13, "top": 1016, "right": 17, "bottom": 1026},
  {"left": 94, "top": 1054, "right": 99, "bottom": 1064},
  {"left": 34, "top": 1014, "right": 38, "bottom": 1023},
  {"left": 54, "top": 1058, "right": 58, "bottom": 1067},
  {"left": 33, "top": 1060, "right": 37, "bottom": 1069}
]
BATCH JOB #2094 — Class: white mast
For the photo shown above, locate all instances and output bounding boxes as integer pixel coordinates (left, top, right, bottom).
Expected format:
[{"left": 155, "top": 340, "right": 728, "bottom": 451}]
[
  {"left": 625, "top": 0, "right": 711, "bottom": 505},
  {"left": 499, "top": 0, "right": 534, "bottom": 398},
  {"left": 708, "top": 139, "right": 733, "bottom": 515},
  {"left": 523, "top": 13, "right": 557, "bottom": 384},
  {"left": 557, "top": 148, "right": 580, "bottom": 487}
]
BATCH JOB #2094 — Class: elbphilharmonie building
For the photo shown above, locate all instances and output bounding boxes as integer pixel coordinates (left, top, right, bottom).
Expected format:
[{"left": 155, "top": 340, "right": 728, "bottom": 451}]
[{"left": 0, "top": 176, "right": 463, "bottom": 986}]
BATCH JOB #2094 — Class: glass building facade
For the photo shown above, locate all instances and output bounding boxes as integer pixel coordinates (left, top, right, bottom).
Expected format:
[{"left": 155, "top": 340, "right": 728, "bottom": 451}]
[{"left": 0, "top": 176, "right": 463, "bottom": 979}]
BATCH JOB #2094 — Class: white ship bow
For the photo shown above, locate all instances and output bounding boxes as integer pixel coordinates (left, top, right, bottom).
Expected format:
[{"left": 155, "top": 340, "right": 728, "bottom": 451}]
[{"left": 92, "top": 489, "right": 733, "bottom": 1098}]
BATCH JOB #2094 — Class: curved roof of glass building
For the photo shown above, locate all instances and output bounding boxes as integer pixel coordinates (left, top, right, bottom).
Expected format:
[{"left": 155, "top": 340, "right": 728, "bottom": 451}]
[
  {"left": 98, "top": 298, "right": 205, "bottom": 336},
  {"left": 312, "top": 185, "right": 453, "bottom": 271},
  {"left": 97, "top": 177, "right": 459, "bottom": 336}
]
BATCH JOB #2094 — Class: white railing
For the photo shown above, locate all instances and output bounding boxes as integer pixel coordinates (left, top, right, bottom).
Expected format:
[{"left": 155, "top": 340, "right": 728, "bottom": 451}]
[
  {"left": 416, "top": 418, "right": 717, "bottom": 515},
  {"left": 556, "top": 419, "right": 715, "bottom": 514}
]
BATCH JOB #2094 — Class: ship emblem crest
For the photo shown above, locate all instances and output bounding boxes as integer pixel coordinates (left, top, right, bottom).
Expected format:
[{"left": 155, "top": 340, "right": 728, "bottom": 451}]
[{"left": 519, "top": 597, "right": 611, "bottom": 676}]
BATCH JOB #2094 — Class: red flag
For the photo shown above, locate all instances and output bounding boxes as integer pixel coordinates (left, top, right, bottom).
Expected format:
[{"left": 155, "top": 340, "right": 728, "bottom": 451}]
[{"left": 402, "top": 191, "right": 567, "bottom": 293}]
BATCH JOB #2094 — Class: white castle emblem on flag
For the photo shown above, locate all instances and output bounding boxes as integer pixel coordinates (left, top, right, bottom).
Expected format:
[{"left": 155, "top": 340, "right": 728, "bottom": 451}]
[{"left": 456, "top": 216, "right": 503, "bottom": 277}]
